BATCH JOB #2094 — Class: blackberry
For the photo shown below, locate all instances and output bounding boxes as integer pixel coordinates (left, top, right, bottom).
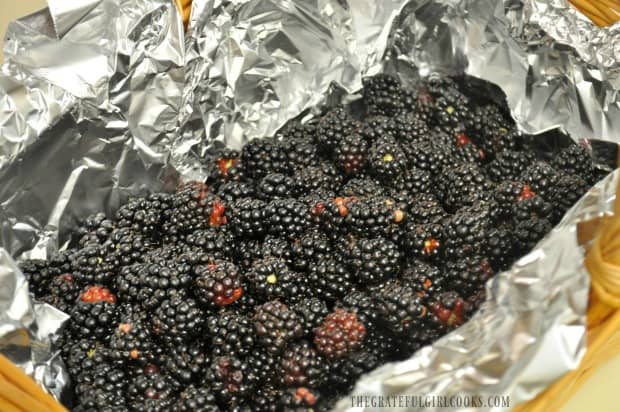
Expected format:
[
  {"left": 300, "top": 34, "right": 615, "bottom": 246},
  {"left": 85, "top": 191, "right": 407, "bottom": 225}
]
[
  {"left": 151, "top": 295, "right": 204, "bottom": 343},
  {"left": 109, "top": 307, "right": 159, "bottom": 364},
  {"left": 127, "top": 364, "right": 176, "bottom": 411},
  {"left": 551, "top": 143, "right": 595, "bottom": 183},
  {"left": 228, "top": 198, "right": 267, "bottom": 239},
  {"left": 485, "top": 225, "right": 517, "bottom": 271},
  {"left": 69, "top": 244, "right": 118, "bottom": 286},
  {"left": 245, "top": 258, "right": 306, "bottom": 303},
  {"left": 407, "top": 193, "right": 447, "bottom": 224},
  {"left": 327, "top": 347, "right": 384, "bottom": 390},
  {"left": 73, "top": 362, "right": 127, "bottom": 411},
  {"left": 253, "top": 300, "right": 303, "bottom": 353},
  {"left": 240, "top": 138, "right": 289, "bottom": 179},
  {"left": 106, "top": 227, "right": 153, "bottom": 266},
  {"left": 208, "top": 148, "right": 243, "bottom": 185},
  {"left": 279, "top": 387, "right": 320, "bottom": 410},
  {"left": 76, "top": 212, "right": 116, "bottom": 246},
  {"left": 256, "top": 173, "right": 297, "bottom": 200},
  {"left": 433, "top": 89, "right": 470, "bottom": 132},
  {"left": 281, "top": 341, "right": 329, "bottom": 388},
  {"left": 315, "top": 106, "right": 360, "bottom": 150},
  {"left": 292, "top": 164, "right": 342, "bottom": 195},
  {"left": 387, "top": 111, "right": 431, "bottom": 143},
  {"left": 465, "top": 106, "right": 518, "bottom": 156},
  {"left": 194, "top": 259, "right": 244, "bottom": 308},
  {"left": 69, "top": 286, "right": 118, "bottom": 339},
  {"left": 344, "top": 196, "right": 406, "bottom": 239},
  {"left": 115, "top": 258, "right": 192, "bottom": 310},
  {"left": 40, "top": 274, "right": 81, "bottom": 313},
  {"left": 63, "top": 338, "right": 111, "bottom": 376},
  {"left": 183, "top": 228, "right": 235, "bottom": 259},
  {"left": 486, "top": 150, "right": 536, "bottom": 182},
  {"left": 338, "top": 290, "right": 381, "bottom": 328},
  {"left": 290, "top": 229, "right": 333, "bottom": 271},
  {"left": 162, "top": 341, "right": 210, "bottom": 384},
  {"left": 548, "top": 174, "right": 590, "bottom": 222},
  {"left": 307, "top": 259, "right": 354, "bottom": 302},
  {"left": 176, "top": 385, "right": 220, "bottom": 412},
  {"left": 436, "top": 163, "right": 494, "bottom": 212},
  {"left": 262, "top": 235, "right": 295, "bottom": 265},
  {"left": 451, "top": 132, "right": 487, "bottom": 165},
  {"left": 429, "top": 291, "right": 468, "bottom": 328},
  {"left": 314, "top": 309, "right": 366, "bottom": 359},
  {"left": 386, "top": 167, "right": 433, "bottom": 202},
  {"left": 401, "top": 259, "right": 446, "bottom": 304},
  {"left": 513, "top": 216, "right": 553, "bottom": 255},
  {"left": 519, "top": 161, "right": 560, "bottom": 200},
  {"left": 115, "top": 194, "right": 170, "bottom": 238},
  {"left": 441, "top": 201, "right": 494, "bottom": 260},
  {"left": 375, "top": 279, "right": 426, "bottom": 335},
  {"left": 443, "top": 256, "right": 494, "bottom": 295},
  {"left": 403, "top": 222, "right": 444, "bottom": 260},
  {"left": 207, "top": 311, "right": 255, "bottom": 357},
  {"left": 206, "top": 356, "right": 257, "bottom": 402},
  {"left": 362, "top": 74, "right": 414, "bottom": 116},
  {"left": 333, "top": 133, "right": 368, "bottom": 176},
  {"left": 313, "top": 196, "right": 356, "bottom": 234},
  {"left": 340, "top": 177, "right": 384, "bottom": 198},
  {"left": 405, "top": 138, "right": 454, "bottom": 174},
  {"left": 216, "top": 180, "right": 256, "bottom": 203},
  {"left": 262, "top": 198, "right": 311, "bottom": 238},
  {"left": 291, "top": 297, "right": 330, "bottom": 336},
  {"left": 369, "top": 137, "right": 408, "bottom": 181},
  {"left": 494, "top": 181, "right": 533, "bottom": 218},
  {"left": 348, "top": 237, "right": 402, "bottom": 284},
  {"left": 246, "top": 349, "right": 280, "bottom": 386},
  {"left": 511, "top": 192, "right": 553, "bottom": 223},
  {"left": 278, "top": 133, "right": 320, "bottom": 171}
]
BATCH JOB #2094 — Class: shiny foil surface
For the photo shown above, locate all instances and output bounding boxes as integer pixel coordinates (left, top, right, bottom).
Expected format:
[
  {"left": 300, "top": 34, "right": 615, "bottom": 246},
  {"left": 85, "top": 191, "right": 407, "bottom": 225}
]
[{"left": 0, "top": 0, "right": 619, "bottom": 408}]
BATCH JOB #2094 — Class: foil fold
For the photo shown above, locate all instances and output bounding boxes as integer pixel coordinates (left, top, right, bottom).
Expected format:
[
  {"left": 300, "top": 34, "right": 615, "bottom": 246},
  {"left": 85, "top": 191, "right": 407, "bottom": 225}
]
[{"left": 1, "top": 0, "right": 620, "bottom": 409}]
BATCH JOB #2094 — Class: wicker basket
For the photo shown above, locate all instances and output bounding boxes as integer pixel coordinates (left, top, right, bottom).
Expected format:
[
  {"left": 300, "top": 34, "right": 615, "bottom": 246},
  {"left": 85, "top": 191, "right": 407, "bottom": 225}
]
[{"left": 2, "top": 1, "right": 619, "bottom": 410}]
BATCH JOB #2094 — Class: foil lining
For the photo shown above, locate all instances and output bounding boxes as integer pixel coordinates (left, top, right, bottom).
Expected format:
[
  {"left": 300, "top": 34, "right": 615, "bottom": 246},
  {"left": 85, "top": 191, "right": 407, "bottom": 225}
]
[{"left": 1, "top": 0, "right": 620, "bottom": 409}]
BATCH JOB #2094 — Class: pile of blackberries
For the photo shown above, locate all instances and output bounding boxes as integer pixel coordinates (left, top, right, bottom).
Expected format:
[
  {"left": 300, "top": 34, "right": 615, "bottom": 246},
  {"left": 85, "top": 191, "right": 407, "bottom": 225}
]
[{"left": 19, "top": 73, "right": 603, "bottom": 411}]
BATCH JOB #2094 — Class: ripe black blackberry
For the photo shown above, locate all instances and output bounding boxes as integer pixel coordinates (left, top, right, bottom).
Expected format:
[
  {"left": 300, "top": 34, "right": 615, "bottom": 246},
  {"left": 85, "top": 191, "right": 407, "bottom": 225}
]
[
  {"left": 436, "top": 163, "right": 494, "bottom": 212},
  {"left": 386, "top": 167, "right": 433, "bottom": 202},
  {"left": 127, "top": 364, "right": 176, "bottom": 411},
  {"left": 206, "top": 356, "right": 257, "bottom": 403},
  {"left": 451, "top": 132, "right": 487, "bottom": 165},
  {"left": 338, "top": 289, "right": 381, "bottom": 328},
  {"left": 246, "top": 348, "right": 280, "bottom": 386},
  {"left": 513, "top": 215, "right": 553, "bottom": 255},
  {"left": 215, "top": 180, "right": 256, "bottom": 203},
  {"left": 162, "top": 341, "right": 210, "bottom": 384},
  {"left": 314, "top": 309, "right": 366, "bottom": 359},
  {"left": 548, "top": 174, "right": 589, "bottom": 223},
  {"left": 465, "top": 105, "right": 519, "bottom": 156},
  {"left": 333, "top": 133, "right": 368, "bottom": 176},
  {"left": 40, "top": 274, "right": 81, "bottom": 313},
  {"left": 486, "top": 150, "right": 536, "bottom": 182},
  {"left": 261, "top": 235, "right": 295, "bottom": 265},
  {"left": 348, "top": 237, "right": 401, "bottom": 284},
  {"left": 240, "top": 138, "right": 289, "bottom": 179},
  {"left": 441, "top": 201, "right": 494, "bottom": 260},
  {"left": 63, "top": 338, "right": 111, "bottom": 377},
  {"left": 151, "top": 294, "right": 204, "bottom": 344},
  {"left": 511, "top": 192, "right": 553, "bottom": 223},
  {"left": 443, "top": 256, "right": 494, "bottom": 295},
  {"left": 401, "top": 259, "right": 446, "bottom": 305},
  {"left": 194, "top": 259, "right": 244, "bottom": 308},
  {"left": 109, "top": 306, "right": 159, "bottom": 364},
  {"left": 551, "top": 143, "right": 595, "bottom": 184},
  {"left": 369, "top": 137, "right": 408, "bottom": 181},
  {"left": 176, "top": 385, "right": 220, "bottom": 412},
  {"left": 315, "top": 106, "right": 360, "bottom": 150},
  {"left": 404, "top": 138, "right": 455, "bottom": 175},
  {"left": 253, "top": 300, "right": 303, "bottom": 353},
  {"left": 73, "top": 362, "right": 128, "bottom": 411},
  {"left": 256, "top": 173, "right": 297, "bottom": 200},
  {"left": 228, "top": 197, "right": 267, "bottom": 239},
  {"left": 207, "top": 311, "right": 255, "bottom": 357},
  {"left": 344, "top": 196, "right": 406, "bottom": 239},
  {"left": 340, "top": 176, "right": 384, "bottom": 198},
  {"left": 292, "top": 164, "right": 342, "bottom": 195},
  {"left": 327, "top": 347, "right": 384, "bottom": 391},
  {"left": 387, "top": 111, "right": 431, "bottom": 143},
  {"left": 115, "top": 258, "right": 192, "bottom": 310},
  {"left": 114, "top": 194, "right": 168, "bottom": 238},
  {"left": 519, "top": 161, "right": 560, "bottom": 200},
  {"left": 290, "top": 229, "right": 333, "bottom": 271},
  {"left": 407, "top": 193, "right": 447, "bottom": 224},
  {"left": 105, "top": 227, "right": 153, "bottom": 266},
  {"left": 207, "top": 148, "right": 243, "bottom": 186},
  {"left": 277, "top": 133, "right": 320, "bottom": 171},
  {"left": 433, "top": 89, "right": 470, "bottom": 132},
  {"left": 374, "top": 279, "right": 426, "bottom": 335},
  {"left": 69, "top": 243, "right": 119, "bottom": 286},
  {"left": 307, "top": 258, "right": 354, "bottom": 302},
  {"left": 183, "top": 227, "right": 235, "bottom": 259},
  {"left": 245, "top": 258, "right": 307, "bottom": 303},
  {"left": 76, "top": 212, "right": 116, "bottom": 246},
  {"left": 402, "top": 222, "right": 444, "bottom": 260},
  {"left": 485, "top": 225, "right": 517, "bottom": 271},
  {"left": 429, "top": 291, "right": 468, "bottom": 328},
  {"left": 362, "top": 73, "right": 414, "bottom": 116},
  {"left": 312, "top": 196, "right": 356, "bottom": 235},
  {"left": 291, "top": 297, "right": 330, "bottom": 336},
  {"left": 494, "top": 181, "right": 533, "bottom": 218},
  {"left": 281, "top": 341, "right": 329, "bottom": 388},
  {"left": 69, "top": 286, "right": 118, "bottom": 339},
  {"left": 262, "top": 198, "right": 311, "bottom": 238}
]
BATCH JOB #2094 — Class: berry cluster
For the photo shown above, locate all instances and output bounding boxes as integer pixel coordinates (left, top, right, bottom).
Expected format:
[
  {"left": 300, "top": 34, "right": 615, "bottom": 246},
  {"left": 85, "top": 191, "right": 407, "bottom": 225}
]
[{"left": 21, "top": 73, "right": 602, "bottom": 411}]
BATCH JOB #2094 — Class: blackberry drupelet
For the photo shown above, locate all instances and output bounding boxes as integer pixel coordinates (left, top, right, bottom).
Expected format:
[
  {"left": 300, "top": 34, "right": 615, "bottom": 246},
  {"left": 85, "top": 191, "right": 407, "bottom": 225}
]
[
  {"left": 369, "top": 137, "right": 408, "bottom": 181},
  {"left": 151, "top": 295, "right": 204, "bottom": 343},
  {"left": 228, "top": 198, "right": 267, "bottom": 239},
  {"left": 486, "top": 150, "right": 536, "bottom": 182},
  {"left": 281, "top": 341, "right": 329, "bottom": 388},
  {"left": 253, "top": 300, "right": 303, "bottom": 353},
  {"left": 262, "top": 198, "right": 311, "bottom": 238},
  {"left": 194, "top": 259, "right": 244, "bottom": 308},
  {"left": 307, "top": 258, "right": 354, "bottom": 302},
  {"left": 314, "top": 309, "right": 366, "bottom": 359},
  {"left": 348, "top": 237, "right": 402, "bottom": 284},
  {"left": 333, "top": 133, "right": 368, "bottom": 176},
  {"left": 291, "top": 297, "right": 330, "bottom": 336},
  {"left": 245, "top": 258, "right": 306, "bottom": 303},
  {"left": 315, "top": 106, "right": 360, "bottom": 150},
  {"left": 207, "top": 311, "right": 255, "bottom": 357},
  {"left": 240, "top": 138, "right": 289, "bottom": 179}
]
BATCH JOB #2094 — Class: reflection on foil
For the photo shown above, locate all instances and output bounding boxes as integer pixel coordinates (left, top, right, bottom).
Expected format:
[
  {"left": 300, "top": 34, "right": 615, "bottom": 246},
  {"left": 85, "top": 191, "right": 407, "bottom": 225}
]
[{"left": 1, "top": 0, "right": 620, "bottom": 408}]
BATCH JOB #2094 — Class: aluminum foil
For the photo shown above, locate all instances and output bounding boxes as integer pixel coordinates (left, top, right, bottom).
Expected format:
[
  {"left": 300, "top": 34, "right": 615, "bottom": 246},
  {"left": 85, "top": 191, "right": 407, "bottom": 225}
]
[{"left": 1, "top": 0, "right": 620, "bottom": 409}]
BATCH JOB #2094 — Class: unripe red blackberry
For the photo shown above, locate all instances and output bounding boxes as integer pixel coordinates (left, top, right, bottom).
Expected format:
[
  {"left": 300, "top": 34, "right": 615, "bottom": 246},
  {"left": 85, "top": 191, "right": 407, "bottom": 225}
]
[
  {"left": 313, "top": 309, "right": 366, "bottom": 359},
  {"left": 253, "top": 300, "right": 303, "bottom": 353}
]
